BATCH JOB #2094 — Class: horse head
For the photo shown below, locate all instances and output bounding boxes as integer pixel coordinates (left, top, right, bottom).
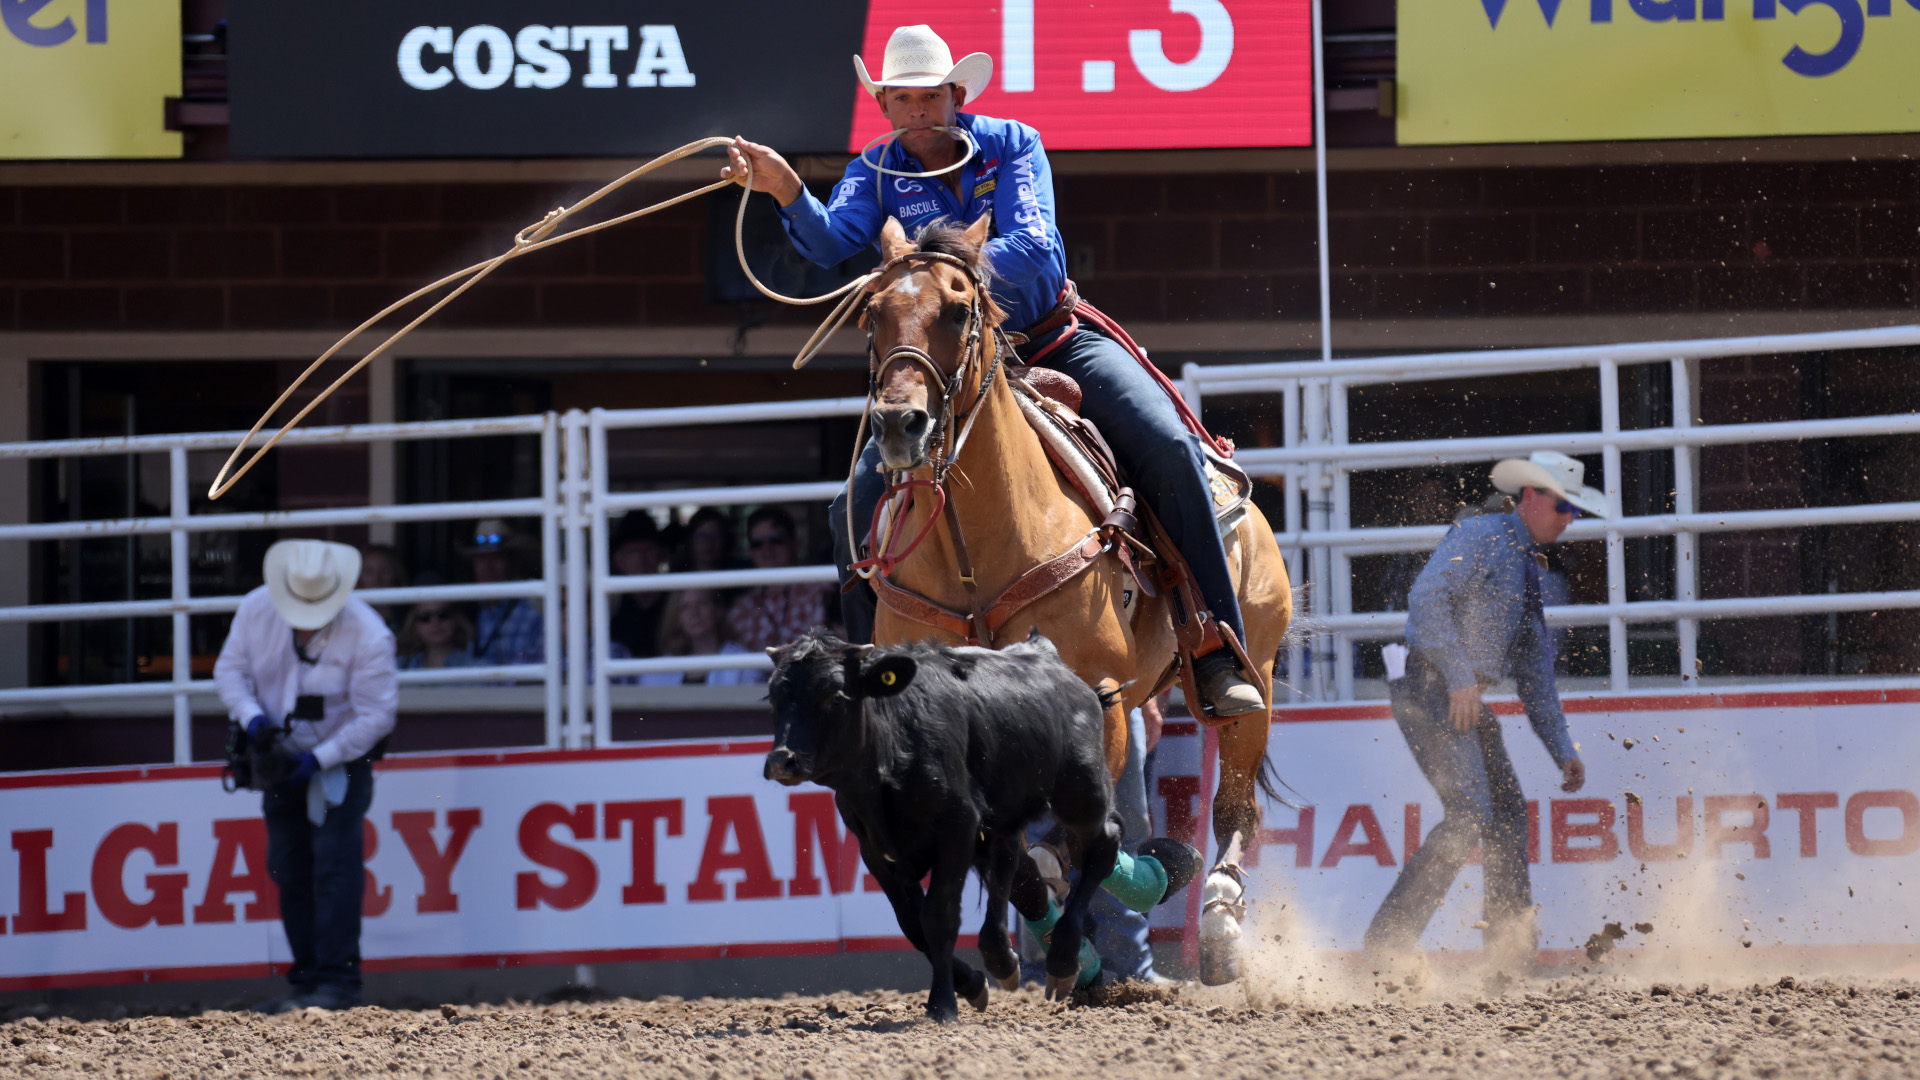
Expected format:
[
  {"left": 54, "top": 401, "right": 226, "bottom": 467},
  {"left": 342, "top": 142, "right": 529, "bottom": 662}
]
[{"left": 863, "top": 213, "right": 1004, "bottom": 472}]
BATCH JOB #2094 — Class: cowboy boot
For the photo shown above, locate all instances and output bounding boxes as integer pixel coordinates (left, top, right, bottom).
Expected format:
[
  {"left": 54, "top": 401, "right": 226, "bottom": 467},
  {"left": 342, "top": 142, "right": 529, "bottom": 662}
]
[{"left": 1193, "top": 651, "right": 1264, "bottom": 717}]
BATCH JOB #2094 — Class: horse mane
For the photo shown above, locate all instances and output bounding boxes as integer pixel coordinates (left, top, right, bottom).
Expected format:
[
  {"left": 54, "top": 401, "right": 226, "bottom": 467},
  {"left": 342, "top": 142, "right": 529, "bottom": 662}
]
[{"left": 912, "top": 219, "right": 1007, "bottom": 328}]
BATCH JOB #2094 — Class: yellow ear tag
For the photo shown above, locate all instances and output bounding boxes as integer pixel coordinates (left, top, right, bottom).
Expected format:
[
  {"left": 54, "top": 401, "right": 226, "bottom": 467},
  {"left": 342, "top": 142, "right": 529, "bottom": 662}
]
[{"left": 879, "top": 671, "right": 897, "bottom": 686}]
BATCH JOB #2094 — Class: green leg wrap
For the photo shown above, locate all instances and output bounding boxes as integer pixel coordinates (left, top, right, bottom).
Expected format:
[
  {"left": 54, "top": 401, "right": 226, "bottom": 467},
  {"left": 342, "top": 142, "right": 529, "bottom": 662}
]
[
  {"left": 1022, "top": 899, "right": 1102, "bottom": 987},
  {"left": 1100, "top": 852, "right": 1169, "bottom": 914}
]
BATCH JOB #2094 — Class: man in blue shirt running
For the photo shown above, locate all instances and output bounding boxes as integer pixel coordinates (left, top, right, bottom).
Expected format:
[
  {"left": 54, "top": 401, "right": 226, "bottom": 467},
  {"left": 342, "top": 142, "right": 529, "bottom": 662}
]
[{"left": 723, "top": 24, "right": 1264, "bottom": 717}]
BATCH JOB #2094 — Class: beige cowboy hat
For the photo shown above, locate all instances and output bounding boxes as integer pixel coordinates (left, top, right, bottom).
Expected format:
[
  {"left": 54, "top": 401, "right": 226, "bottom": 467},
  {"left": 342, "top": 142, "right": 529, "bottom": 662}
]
[
  {"left": 854, "top": 25, "right": 992, "bottom": 105},
  {"left": 263, "top": 539, "right": 361, "bottom": 631},
  {"left": 1490, "top": 451, "right": 1609, "bottom": 518}
]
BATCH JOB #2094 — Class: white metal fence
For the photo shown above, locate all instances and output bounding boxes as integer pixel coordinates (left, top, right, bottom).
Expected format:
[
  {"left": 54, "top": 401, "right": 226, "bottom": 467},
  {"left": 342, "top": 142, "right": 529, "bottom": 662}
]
[{"left": 5, "top": 324, "right": 1918, "bottom": 762}]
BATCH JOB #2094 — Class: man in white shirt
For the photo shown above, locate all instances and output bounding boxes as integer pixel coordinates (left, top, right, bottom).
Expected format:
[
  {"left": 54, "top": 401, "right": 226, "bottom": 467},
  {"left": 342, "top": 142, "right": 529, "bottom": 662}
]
[{"left": 215, "top": 539, "right": 398, "bottom": 1012}]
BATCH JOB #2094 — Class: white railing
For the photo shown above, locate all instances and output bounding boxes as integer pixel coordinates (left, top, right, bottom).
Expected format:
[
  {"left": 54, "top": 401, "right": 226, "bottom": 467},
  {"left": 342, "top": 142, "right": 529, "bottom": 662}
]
[
  {"left": 585, "top": 399, "right": 866, "bottom": 746},
  {"left": 1180, "top": 323, "right": 1920, "bottom": 701},
  {"left": 0, "top": 415, "right": 573, "bottom": 762},
  {"left": 8, "top": 324, "right": 1917, "bottom": 762}
]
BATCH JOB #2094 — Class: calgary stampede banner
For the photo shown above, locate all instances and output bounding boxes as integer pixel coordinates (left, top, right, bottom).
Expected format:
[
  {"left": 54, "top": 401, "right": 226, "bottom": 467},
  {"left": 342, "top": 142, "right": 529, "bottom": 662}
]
[{"left": 1, "top": 688, "right": 1915, "bottom": 988}]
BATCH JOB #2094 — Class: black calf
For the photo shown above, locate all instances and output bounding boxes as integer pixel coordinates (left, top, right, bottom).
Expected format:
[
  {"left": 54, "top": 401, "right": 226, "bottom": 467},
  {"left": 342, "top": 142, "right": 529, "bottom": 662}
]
[{"left": 763, "top": 628, "right": 1119, "bottom": 1022}]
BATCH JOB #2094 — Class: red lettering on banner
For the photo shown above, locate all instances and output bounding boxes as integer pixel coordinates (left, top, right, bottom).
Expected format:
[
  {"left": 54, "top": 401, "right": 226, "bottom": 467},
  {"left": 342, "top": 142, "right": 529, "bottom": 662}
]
[
  {"left": 393, "top": 809, "right": 483, "bottom": 913},
  {"left": 688, "top": 797, "right": 782, "bottom": 902},
  {"left": 1158, "top": 776, "right": 1201, "bottom": 849},
  {"left": 787, "top": 792, "right": 864, "bottom": 897},
  {"left": 1550, "top": 799, "right": 1619, "bottom": 863},
  {"left": 1775, "top": 793, "right": 1839, "bottom": 857},
  {"left": 1845, "top": 790, "right": 1920, "bottom": 857},
  {"left": 192, "top": 819, "right": 278, "bottom": 924},
  {"left": 11, "top": 830, "right": 85, "bottom": 934},
  {"left": 604, "top": 800, "right": 682, "bottom": 906},
  {"left": 90, "top": 824, "right": 188, "bottom": 929},
  {"left": 361, "top": 819, "right": 392, "bottom": 918},
  {"left": 1254, "top": 807, "right": 1314, "bottom": 868},
  {"left": 1404, "top": 804, "right": 1422, "bottom": 863},
  {"left": 515, "top": 803, "right": 597, "bottom": 911},
  {"left": 1319, "top": 805, "right": 1395, "bottom": 868},
  {"left": 1627, "top": 796, "right": 1694, "bottom": 861},
  {"left": 1705, "top": 795, "right": 1771, "bottom": 859}
]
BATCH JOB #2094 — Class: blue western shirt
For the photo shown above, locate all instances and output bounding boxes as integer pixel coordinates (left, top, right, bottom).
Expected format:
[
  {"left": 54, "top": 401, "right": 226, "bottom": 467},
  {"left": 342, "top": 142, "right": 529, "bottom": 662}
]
[
  {"left": 774, "top": 112, "right": 1068, "bottom": 332},
  {"left": 1404, "top": 512, "right": 1577, "bottom": 768}
]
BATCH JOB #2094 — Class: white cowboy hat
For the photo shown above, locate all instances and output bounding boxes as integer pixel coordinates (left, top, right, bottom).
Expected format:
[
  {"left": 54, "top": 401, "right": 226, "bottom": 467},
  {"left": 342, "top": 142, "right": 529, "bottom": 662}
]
[
  {"left": 1490, "top": 451, "right": 1609, "bottom": 518},
  {"left": 263, "top": 539, "right": 361, "bottom": 630},
  {"left": 854, "top": 25, "right": 992, "bottom": 105}
]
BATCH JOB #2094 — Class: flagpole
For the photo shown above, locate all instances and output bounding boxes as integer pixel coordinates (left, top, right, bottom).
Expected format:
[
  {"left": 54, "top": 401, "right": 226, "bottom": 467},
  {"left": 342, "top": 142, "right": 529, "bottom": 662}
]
[{"left": 1311, "top": 0, "right": 1332, "bottom": 364}]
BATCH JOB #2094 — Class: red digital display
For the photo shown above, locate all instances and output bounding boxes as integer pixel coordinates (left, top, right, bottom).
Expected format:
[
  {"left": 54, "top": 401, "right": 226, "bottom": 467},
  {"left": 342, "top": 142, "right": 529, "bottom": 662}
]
[{"left": 847, "top": 1, "right": 1313, "bottom": 152}]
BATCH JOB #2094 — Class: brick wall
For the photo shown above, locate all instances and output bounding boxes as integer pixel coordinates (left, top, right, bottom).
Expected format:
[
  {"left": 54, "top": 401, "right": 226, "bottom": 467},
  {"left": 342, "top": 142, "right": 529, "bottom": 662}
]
[{"left": 2, "top": 159, "right": 1916, "bottom": 333}]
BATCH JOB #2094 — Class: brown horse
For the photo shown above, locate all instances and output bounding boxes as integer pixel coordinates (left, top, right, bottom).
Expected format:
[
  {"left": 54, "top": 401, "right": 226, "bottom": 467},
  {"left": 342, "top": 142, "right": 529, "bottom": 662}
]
[{"left": 855, "top": 213, "right": 1294, "bottom": 983}]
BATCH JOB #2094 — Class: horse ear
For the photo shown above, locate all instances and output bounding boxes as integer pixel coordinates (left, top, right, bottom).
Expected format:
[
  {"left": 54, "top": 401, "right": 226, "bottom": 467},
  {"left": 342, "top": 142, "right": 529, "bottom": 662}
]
[
  {"left": 879, "top": 217, "right": 913, "bottom": 261},
  {"left": 964, "top": 209, "right": 993, "bottom": 249}
]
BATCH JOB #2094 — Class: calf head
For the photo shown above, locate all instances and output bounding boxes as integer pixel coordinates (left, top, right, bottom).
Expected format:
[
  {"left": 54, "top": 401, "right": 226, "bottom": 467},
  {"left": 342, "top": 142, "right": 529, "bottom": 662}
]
[{"left": 764, "top": 630, "right": 917, "bottom": 786}]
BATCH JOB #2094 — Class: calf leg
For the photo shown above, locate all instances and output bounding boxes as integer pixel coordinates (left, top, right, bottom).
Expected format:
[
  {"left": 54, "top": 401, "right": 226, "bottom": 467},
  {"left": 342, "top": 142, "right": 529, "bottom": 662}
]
[
  {"left": 871, "top": 860, "right": 984, "bottom": 1024},
  {"left": 975, "top": 836, "right": 1024, "bottom": 992},
  {"left": 918, "top": 845, "right": 982, "bottom": 1023},
  {"left": 1046, "top": 813, "right": 1121, "bottom": 1000}
]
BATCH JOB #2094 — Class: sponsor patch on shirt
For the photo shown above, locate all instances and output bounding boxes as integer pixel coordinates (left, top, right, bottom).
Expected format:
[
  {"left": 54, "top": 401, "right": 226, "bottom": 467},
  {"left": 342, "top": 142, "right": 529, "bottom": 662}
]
[{"left": 972, "top": 178, "right": 997, "bottom": 199}]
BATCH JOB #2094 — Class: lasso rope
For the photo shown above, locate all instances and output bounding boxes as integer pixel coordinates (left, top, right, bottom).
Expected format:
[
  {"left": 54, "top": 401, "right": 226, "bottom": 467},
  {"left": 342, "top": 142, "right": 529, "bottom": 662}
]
[{"left": 206, "top": 127, "right": 976, "bottom": 500}]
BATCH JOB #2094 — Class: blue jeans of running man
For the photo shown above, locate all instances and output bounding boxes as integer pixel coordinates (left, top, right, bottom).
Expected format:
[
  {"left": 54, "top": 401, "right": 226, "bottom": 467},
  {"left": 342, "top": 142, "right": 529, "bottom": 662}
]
[
  {"left": 1364, "top": 659, "right": 1533, "bottom": 952},
  {"left": 1020, "top": 707, "right": 1159, "bottom": 983},
  {"left": 263, "top": 759, "right": 375, "bottom": 999},
  {"left": 832, "top": 323, "right": 1246, "bottom": 647}
]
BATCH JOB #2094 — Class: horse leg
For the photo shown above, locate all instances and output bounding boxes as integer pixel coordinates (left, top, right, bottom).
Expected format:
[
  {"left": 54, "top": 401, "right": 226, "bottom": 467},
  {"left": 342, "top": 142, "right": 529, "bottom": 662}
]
[
  {"left": 1097, "top": 677, "right": 1128, "bottom": 782},
  {"left": 1046, "top": 813, "right": 1120, "bottom": 1001},
  {"left": 1197, "top": 713, "right": 1270, "bottom": 983}
]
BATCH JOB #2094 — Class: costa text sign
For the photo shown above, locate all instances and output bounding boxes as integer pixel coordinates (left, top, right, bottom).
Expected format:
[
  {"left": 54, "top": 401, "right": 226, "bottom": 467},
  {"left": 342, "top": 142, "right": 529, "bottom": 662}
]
[
  {"left": 1398, "top": 0, "right": 1920, "bottom": 144},
  {"left": 2, "top": 688, "right": 1916, "bottom": 987},
  {"left": 1, "top": 0, "right": 181, "bottom": 159},
  {"left": 228, "top": 2, "right": 1310, "bottom": 159}
]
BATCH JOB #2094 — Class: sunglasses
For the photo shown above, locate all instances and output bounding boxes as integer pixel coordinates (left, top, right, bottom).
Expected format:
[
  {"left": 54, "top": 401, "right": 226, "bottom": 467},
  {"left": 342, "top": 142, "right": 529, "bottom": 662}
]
[
  {"left": 749, "top": 533, "right": 790, "bottom": 550},
  {"left": 1531, "top": 489, "right": 1581, "bottom": 517}
]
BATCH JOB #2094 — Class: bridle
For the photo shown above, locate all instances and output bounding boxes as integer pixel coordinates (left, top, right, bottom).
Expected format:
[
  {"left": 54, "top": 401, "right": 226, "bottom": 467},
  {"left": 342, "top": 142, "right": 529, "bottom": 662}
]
[{"left": 846, "top": 249, "right": 1014, "bottom": 583}]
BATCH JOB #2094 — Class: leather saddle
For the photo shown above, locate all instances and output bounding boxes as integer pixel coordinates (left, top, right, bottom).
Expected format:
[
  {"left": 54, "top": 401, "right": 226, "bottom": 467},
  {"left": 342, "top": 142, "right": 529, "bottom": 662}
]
[{"left": 1006, "top": 364, "right": 1255, "bottom": 669}]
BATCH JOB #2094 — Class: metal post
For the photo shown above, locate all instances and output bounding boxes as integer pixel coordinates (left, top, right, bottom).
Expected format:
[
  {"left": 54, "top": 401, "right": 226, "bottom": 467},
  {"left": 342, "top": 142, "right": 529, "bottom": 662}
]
[
  {"left": 1310, "top": 0, "right": 1333, "bottom": 364},
  {"left": 1282, "top": 380, "right": 1305, "bottom": 696},
  {"left": 539, "top": 414, "right": 563, "bottom": 749},
  {"left": 169, "top": 446, "right": 191, "bottom": 765},
  {"left": 1672, "top": 358, "right": 1699, "bottom": 687},
  {"left": 1304, "top": 380, "right": 1331, "bottom": 701},
  {"left": 1599, "top": 359, "right": 1628, "bottom": 692},
  {"left": 1331, "top": 380, "right": 1353, "bottom": 701},
  {"left": 589, "top": 410, "right": 613, "bottom": 747},
  {"left": 563, "top": 411, "right": 589, "bottom": 748}
]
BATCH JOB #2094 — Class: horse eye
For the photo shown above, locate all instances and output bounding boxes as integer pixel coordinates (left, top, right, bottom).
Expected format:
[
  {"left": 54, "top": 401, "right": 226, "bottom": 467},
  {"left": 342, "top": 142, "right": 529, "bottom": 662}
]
[{"left": 946, "top": 304, "right": 968, "bottom": 325}]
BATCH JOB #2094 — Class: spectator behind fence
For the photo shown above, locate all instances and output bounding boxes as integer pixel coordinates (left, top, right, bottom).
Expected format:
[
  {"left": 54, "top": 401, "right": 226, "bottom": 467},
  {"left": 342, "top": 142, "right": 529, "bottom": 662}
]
[
  {"left": 397, "top": 599, "right": 478, "bottom": 671},
  {"left": 355, "top": 544, "right": 408, "bottom": 633},
  {"left": 213, "top": 540, "right": 396, "bottom": 1013},
  {"left": 464, "top": 518, "right": 543, "bottom": 667},
  {"left": 608, "top": 512, "right": 669, "bottom": 658},
  {"left": 677, "top": 506, "right": 740, "bottom": 573},
  {"left": 639, "top": 588, "right": 764, "bottom": 686},
  {"left": 727, "top": 506, "right": 830, "bottom": 652}
]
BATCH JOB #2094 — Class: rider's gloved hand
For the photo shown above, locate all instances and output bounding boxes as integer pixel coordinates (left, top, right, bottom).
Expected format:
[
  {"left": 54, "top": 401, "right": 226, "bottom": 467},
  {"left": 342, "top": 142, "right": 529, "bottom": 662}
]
[
  {"left": 284, "top": 753, "right": 320, "bottom": 789},
  {"left": 245, "top": 715, "right": 272, "bottom": 742}
]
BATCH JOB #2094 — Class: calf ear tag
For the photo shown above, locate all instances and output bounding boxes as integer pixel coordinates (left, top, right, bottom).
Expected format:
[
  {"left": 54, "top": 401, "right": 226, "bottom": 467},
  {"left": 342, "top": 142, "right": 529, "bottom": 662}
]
[{"left": 879, "top": 670, "right": 897, "bottom": 686}]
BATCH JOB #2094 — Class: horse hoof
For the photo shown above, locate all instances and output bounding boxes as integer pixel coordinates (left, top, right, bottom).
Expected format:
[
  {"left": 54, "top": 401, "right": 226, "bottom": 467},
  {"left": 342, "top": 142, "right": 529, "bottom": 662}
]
[
  {"left": 996, "top": 972, "right": 1020, "bottom": 991},
  {"left": 925, "top": 1002, "right": 960, "bottom": 1024},
  {"left": 1138, "top": 838, "right": 1204, "bottom": 905},
  {"left": 1199, "top": 937, "right": 1243, "bottom": 986},
  {"left": 965, "top": 982, "right": 990, "bottom": 1012},
  {"left": 1044, "top": 974, "right": 1076, "bottom": 1001}
]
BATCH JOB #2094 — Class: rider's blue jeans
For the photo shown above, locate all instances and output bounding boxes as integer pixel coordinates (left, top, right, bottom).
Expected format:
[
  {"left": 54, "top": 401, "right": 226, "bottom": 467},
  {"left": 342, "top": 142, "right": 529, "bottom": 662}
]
[{"left": 832, "top": 323, "right": 1246, "bottom": 648}]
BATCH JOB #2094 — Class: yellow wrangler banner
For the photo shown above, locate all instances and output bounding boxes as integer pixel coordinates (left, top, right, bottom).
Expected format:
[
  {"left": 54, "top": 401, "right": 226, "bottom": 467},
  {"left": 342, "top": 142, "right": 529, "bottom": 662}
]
[
  {"left": 1398, "top": 0, "right": 1920, "bottom": 144},
  {"left": 2, "top": 0, "right": 181, "bottom": 158}
]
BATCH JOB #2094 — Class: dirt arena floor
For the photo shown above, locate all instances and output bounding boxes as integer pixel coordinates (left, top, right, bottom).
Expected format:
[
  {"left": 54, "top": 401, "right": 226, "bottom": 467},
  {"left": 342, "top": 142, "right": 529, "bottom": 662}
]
[{"left": 4, "top": 967, "right": 1916, "bottom": 1080}]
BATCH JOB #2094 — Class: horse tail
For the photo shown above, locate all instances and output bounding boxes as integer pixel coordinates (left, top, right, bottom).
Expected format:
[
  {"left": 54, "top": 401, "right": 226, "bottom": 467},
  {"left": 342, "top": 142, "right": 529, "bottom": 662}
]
[{"left": 1255, "top": 749, "right": 1308, "bottom": 811}]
